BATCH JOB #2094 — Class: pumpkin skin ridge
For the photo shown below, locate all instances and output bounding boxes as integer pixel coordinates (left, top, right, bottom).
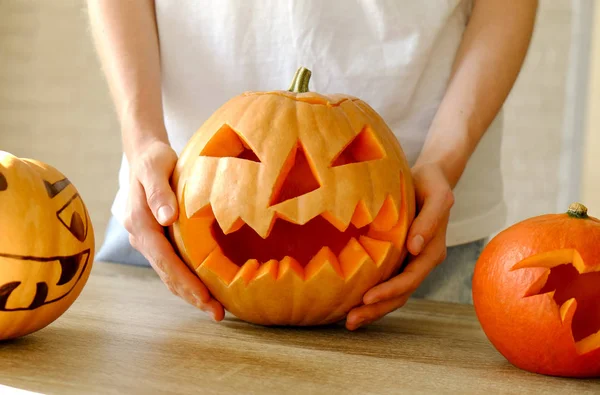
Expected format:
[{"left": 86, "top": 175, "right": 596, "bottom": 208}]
[{"left": 472, "top": 208, "right": 600, "bottom": 377}]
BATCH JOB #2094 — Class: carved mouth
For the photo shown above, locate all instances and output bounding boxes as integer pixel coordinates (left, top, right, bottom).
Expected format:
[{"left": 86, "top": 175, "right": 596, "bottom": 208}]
[
  {"left": 213, "top": 198, "right": 402, "bottom": 269},
  {"left": 181, "top": 193, "right": 408, "bottom": 288},
  {"left": 513, "top": 249, "right": 600, "bottom": 355},
  {"left": 0, "top": 249, "right": 91, "bottom": 311}
]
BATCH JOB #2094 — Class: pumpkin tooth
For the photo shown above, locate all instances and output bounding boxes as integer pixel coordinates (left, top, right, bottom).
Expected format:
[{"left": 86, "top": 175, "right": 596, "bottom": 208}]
[
  {"left": 183, "top": 159, "right": 218, "bottom": 218},
  {"left": 230, "top": 259, "right": 260, "bottom": 286},
  {"left": 576, "top": 328, "right": 600, "bottom": 356},
  {"left": 251, "top": 259, "right": 279, "bottom": 283},
  {"left": 358, "top": 236, "right": 393, "bottom": 267},
  {"left": 198, "top": 248, "right": 239, "bottom": 286},
  {"left": 278, "top": 256, "right": 304, "bottom": 280},
  {"left": 305, "top": 247, "right": 343, "bottom": 280},
  {"left": 178, "top": 210, "right": 218, "bottom": 270},
  {"left": 350, "top": 200, "right": 373, "bottom": 228},
  {"left": 338, "top": 237, "right": 373, "bottom": 280},
  {"left": 367, "top": 218, "right": 408, "bottom": 251},
  {"left": 559, "top": 297, "right": 577, "bottom": 324},
  {"left": 189, "top": 203, "right": 214, "bottom": 220},
  {"left": 223, "top": 217, "right": 245, "bottom": 234},
  {"left": 370, "top": 195, "right": 399, "bottom": 232},
  {"left": 321, "top": 211, "right": 350, "bottom": 232}
]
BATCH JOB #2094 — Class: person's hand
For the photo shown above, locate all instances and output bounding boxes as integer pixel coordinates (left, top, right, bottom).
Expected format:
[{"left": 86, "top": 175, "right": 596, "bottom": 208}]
[
  {"left": 123, "top": 139, "right": 225, "bottom": 321},
  {"left": 345, "top": 163, "right": 454, "bottom": 330}
]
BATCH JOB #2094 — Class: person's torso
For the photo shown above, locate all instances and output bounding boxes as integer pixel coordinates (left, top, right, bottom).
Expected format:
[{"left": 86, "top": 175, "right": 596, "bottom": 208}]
[
  {"left": 154, "top": 0, "right": 474, "bottom": 165},
  {"left": 112, "top": 0, "right": 506, "bottom": 247}
]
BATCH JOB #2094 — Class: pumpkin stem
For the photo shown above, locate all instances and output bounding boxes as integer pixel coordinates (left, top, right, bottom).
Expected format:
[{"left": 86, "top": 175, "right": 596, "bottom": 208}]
[
  {"left": 567, "top": 202, "right": 588, "bottom": 218},
  {"left": 288, "top": 67, "right": 312, "bottom": 93}
]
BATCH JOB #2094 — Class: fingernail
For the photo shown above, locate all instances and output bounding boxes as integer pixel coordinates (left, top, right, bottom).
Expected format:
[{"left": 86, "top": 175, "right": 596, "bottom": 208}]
[
  {"left": 365, "top": 296, "right": 379, "bottom": 305},
  {"left": 157, "top": 205, "right": 174, "bottom": 224},
  {"left": 352, "top": 318, "right": 365, "bottom": 329},
  {"left": 411, "top": 235, "right": 424, "bottom": 253}
]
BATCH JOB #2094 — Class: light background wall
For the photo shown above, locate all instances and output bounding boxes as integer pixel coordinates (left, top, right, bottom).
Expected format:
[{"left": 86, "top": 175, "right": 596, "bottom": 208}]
[
  {"left": 582, "top": 2, "right": 600, "bottom": 207},
  {"left": 0, "top": 0, "right": 583, "bottom": 249}
]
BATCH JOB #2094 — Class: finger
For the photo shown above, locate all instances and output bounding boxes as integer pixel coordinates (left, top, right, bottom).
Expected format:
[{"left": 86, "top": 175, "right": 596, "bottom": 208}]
[
  {"left": 127, "top": 182, "right": 224, "bottom": 320},
  {"left": 346, "top": 295, "right": 410, "bottom": 331},
  {"left": 363, "top": 231, "right": 447, "bottom": 305},
  {"left": 140, "top": 228, "right": 225, "bottom": 320},
  {"left": 407, "top": 188, "right": 454, "bottom": 255},
  {"left": 136, "top": 155, "right": 179, "bottom": 226}
]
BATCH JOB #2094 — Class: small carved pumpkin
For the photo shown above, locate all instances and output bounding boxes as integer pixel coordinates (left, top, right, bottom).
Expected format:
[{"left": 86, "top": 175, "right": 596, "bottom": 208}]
[
  {"left": 170, "top": 67, "right": 416, "bottom": 326},
  {"left": 473, "top": 203, "right": 600, "bottom": 377},
  {"left": 0, "top": 151, "right": 94, "bottom": 340}
]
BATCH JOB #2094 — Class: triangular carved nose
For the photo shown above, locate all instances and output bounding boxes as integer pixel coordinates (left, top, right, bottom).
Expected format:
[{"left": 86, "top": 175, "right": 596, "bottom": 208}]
[{"left": 269, "top": 144, "right": 320, "bottom": 206}]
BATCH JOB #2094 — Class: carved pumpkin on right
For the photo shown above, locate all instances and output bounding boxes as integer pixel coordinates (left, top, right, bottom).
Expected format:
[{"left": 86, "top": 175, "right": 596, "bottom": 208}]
[{"left": 472, "top": 202, "right": 600, "bottom": 378}]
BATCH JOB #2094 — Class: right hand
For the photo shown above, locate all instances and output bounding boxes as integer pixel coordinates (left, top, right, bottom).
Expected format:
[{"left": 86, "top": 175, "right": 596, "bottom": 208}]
[{"left": 123, "top": 139, "right": 225, "bottom": 321}]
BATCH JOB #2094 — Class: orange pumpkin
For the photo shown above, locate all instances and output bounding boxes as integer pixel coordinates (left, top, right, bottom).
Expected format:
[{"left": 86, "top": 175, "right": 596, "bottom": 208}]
[
  {"left": 170, "top": 67, "right": 416, "bottom": 326},
  {"left": 0, "top": 151, "right": 94, "bottom": 340},
  {"left": 473, "top": 203, "right": 600, "bottom": 377}
]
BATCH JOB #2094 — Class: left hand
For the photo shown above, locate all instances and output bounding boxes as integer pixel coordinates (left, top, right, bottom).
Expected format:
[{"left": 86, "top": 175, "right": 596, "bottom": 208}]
[{"left": 345, "top": 163, "right": 455, "bottom": 330}]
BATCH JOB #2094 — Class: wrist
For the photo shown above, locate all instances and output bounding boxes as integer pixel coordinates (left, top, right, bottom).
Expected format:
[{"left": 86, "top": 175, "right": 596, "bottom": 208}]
[
  {"left": 118, "top": 94, "right": 169, "bottom": 153},
  {"left": 415, "top": 122, "right": 474, "bottom": 189},
  {"left": 413, "top": 154, "right": 467, "bottom": 190},
  {"left": 123, "top": 126, "right": 170, "bottom": 163}
]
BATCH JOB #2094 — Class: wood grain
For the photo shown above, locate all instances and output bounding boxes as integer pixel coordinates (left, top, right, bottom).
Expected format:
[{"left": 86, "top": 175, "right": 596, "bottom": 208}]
[{"left": 0, "top": 262, "right": 598, "bottom": 394}]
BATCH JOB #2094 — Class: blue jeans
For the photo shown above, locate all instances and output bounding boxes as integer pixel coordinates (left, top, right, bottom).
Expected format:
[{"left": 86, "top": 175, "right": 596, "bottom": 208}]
[{"left": 96, "top": 216, "right": 485, "bottom": 305}]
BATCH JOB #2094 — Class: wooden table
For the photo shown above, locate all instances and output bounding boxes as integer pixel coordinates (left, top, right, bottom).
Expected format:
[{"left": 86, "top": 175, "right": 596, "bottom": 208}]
[{"left": 0, "top": 262, "right": 598, "bottom": 394}]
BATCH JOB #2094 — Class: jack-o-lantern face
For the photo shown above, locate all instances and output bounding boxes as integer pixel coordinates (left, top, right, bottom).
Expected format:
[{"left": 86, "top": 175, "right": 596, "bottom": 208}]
[
  {"left": 473, "top": 203, "right": 600, "bottom": 378},
  {"left": 0, "top": 151, "right": 94, "bottom": 340},
  {"left": 170, "top": 68, "right": 416, "bottom": 326}
]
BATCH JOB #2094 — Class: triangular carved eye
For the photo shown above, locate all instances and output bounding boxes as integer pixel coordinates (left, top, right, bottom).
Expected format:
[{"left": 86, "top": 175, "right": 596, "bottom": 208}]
[
  {"left": 200, "top": 124, "right": 261, "bottom": 163},
  {"left": 331, "top": 125, "right": 385, "bottom": 167}
]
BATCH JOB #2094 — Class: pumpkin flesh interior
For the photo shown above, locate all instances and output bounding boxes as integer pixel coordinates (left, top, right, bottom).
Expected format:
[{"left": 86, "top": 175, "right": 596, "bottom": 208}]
[
  {"left": 539, "top": 264, "right": 600, "bottom": 343},
  {"left": 516, "top": 251, "right": 600, "bottom": 354},
  {"left": 212, "top": 215, "right": 368, "bottom": 267}
]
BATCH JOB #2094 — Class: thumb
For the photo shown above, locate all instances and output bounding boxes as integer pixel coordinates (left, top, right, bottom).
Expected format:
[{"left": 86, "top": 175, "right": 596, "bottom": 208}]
[
  {"left": 142, "top": 176, "right": 178, "bottom": 226},
  {"left": 407, "top": 188, "right": 454, "bottom": 255},
  {"left": 135, "top": 150, "right": 179, "bottom": 227}
]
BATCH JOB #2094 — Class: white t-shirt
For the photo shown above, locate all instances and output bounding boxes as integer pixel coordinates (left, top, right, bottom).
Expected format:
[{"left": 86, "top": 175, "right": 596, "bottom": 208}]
[{"left": 111, "top": 0, "right": 506, "bottom": 247}]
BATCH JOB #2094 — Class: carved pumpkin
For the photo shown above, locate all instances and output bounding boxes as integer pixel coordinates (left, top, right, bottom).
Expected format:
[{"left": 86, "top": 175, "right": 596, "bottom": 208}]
[
  {"left": 473, "top": 203, "right": 600, "bottom": 377},
  {"left": 0, "top": 151, "right": 94, "bottom": 340},
  {"left": 170, "top": 67, "right": 416, "bottom": 326}
]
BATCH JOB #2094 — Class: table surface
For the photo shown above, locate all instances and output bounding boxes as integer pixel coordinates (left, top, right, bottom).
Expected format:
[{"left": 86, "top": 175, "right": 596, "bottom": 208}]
[{"left": 0, "top": 262, "right": 598, "bottom": 395}]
